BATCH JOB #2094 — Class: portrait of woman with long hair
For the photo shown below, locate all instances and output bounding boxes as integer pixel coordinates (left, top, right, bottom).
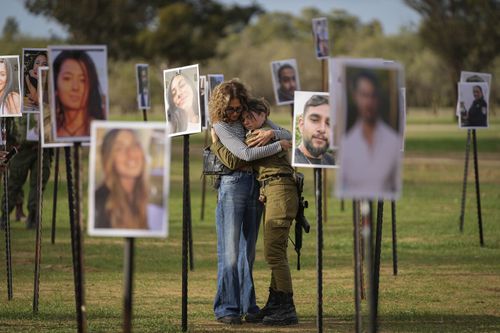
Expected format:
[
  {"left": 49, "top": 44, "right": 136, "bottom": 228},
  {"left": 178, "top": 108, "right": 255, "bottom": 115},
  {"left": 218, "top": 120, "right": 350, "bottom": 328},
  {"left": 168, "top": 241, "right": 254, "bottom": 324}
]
[
  {"left": 51, "top": 48, "right": 106, "bottom": 139},
  {"left": 22, "top": 49, "right": 48, "bottom": 111},
  {"left": 164, "top": 65, "right": 201, "bottom": 136},
  {"left": 92, "top": 126, "right": 167, "bottom": 235},
  {"left": 0, "top": 56, "right": 21, "bottom": 116}
]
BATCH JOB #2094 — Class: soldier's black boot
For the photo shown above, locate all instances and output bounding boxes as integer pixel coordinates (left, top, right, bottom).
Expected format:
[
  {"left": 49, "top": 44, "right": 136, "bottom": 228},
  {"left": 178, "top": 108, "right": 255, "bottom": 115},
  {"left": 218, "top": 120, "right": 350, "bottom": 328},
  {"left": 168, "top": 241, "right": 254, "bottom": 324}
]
[
  {"left": 262, "top": 291, "right": 298, "bottom": 326},
  {"left": 245, "top": 288, "right": 279, "bottom": 323}
]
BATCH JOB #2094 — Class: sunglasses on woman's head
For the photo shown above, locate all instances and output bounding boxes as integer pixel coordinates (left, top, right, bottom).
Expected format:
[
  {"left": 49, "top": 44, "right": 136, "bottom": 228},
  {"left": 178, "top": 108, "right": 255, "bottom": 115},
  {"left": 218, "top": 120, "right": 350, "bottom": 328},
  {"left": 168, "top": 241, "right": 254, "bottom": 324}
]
[{"left": 226, "top": 106, "right": 243, "bottom": 113}]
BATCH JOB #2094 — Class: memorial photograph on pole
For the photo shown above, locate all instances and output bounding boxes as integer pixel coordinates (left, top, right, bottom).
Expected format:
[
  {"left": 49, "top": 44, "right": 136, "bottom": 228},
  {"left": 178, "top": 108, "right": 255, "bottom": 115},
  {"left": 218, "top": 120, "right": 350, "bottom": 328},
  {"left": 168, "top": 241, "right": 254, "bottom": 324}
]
[
  {"left": 335, "top": 59, "right": 404, "bottom": 200},
  {"left": 458, "top": 82, "right": 489, "bottom": 129},
  {"left": 38, "top": 66, "right": 72, "bottom": 148},
  {"left": 0, "top": 55, "right": 22, "bottom": 117},
  {"left": 136, "top": 63, "right": 151, "bottom": 110},
  {"left": 21, "top": 48, "right": 48, "bottom": 113},
  {"left": 88, "top": 121, "right": 170, "bottom": 238},
  {"left": 48, "top": 45, "right": 108, "bottom": 142},
  {"left": 163, "top": 64, "right": 202, "bottom": 137},
  {"left": 312, "top": 17, "right": 329, "bottom": 59},
  {"left": 456, "top": 71, "right": 492, "bottom": 116},
  {"left": 292, "top": 91, "right": 336, "bottom": 168},
  {"left": 26, "top": 113, "right": 40, "bottom": 141},
  {"left": 270, "top": 58, "right": 300, "bottom": 105}
]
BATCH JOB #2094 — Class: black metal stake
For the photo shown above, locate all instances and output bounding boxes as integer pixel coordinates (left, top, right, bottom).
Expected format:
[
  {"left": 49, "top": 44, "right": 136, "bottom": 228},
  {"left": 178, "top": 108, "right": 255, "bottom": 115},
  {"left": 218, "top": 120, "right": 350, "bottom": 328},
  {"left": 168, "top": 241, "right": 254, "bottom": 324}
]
[
  {"left": 340, "top": 199, "right": 345, "bottom": 212},
  {"left": 459, "top": 130, "right": 471, "bottom": 232},
  {"left": 64, "top": 146, "right": 86, "bottom": 333},
  {"left": 123, "top": 238, "right": 134, "bottom": 333},
  {"left": 373, "top": 201, "right": 384, "bottom": 322},
  {"left": 181, "top": 135, "right": 190, "bottom": 332},
  {"left": 390, "top": 201, "right": 398, "bottom": 276},
  {"left": 472, "top": 130, "right": 484, "bottom": 246},
  {"left": 314, "top": 168, "right": 323, "bottom": 333},
  {"left": 353, "top": 200, "right": 362, "bottom": 333},
  {"left": 2, "top": 119, "right": 13, "bottom": 300},
  {"left": 142, "top": 109, "right": 148, "bottom": 122},
  {"left": 33, "top": 138, "right": 44, "bottom": 313},
  {"left": 200, "top": 130, "right": 209, "bottom": 222},
  {"left": 51, "top": 147, "right": 60, "bottom": 244},
  {"left": 361, "top": 200, "right": 377, "bottom": 333}
]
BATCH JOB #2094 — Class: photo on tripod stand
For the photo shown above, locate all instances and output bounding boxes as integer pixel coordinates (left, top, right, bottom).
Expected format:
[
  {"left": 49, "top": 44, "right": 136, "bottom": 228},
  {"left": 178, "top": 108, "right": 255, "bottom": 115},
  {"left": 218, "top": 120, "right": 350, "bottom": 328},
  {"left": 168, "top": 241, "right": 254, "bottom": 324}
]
[{"left": 458, "top": 82, "right": 489, "bottom": 129}]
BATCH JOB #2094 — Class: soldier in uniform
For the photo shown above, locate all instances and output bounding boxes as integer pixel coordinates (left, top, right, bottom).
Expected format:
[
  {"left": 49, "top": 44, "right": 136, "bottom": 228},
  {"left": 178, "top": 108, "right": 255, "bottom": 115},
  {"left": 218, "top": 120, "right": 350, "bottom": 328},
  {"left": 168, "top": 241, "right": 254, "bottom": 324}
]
[
  {"left": 467, "top": 85, "right": 488, "bottom": 127},
  {"left": 211, "top": 98, "right": 299, "bottom": 326},
  {"left": 1, "top": 117, "right": 52, "bottom": 229}
]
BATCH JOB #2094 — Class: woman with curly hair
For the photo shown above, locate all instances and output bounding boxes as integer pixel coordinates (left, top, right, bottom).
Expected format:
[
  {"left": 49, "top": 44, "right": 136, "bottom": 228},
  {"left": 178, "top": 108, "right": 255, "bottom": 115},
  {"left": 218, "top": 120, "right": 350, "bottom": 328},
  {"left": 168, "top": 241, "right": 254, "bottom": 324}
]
[{"left": 209, "top": 79, "right": 292, "bottom": 325}]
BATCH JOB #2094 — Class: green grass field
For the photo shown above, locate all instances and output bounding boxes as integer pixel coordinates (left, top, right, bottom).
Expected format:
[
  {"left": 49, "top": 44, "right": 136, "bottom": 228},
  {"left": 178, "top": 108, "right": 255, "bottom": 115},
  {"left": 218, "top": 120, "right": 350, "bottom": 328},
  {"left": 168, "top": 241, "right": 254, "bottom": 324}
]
[{"left": 0, "top": 108, "right": 499, "bottom": 332}]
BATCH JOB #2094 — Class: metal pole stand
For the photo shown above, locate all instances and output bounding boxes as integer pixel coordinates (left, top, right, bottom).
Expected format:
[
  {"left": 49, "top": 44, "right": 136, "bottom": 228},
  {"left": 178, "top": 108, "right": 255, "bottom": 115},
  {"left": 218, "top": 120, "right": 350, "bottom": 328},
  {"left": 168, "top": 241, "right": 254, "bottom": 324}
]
[
  {"left": 2, "top": 119, "right": 13, "bottom": 300},
  {"left": 64, "top": 145, "right": 86, "bottom": 333},
  {"left": 181, "top": 135, "right": 191, "bottom": 331},
  {"left": 33, "top": 136, "right": 44, "bottom": 312},
  {"left": 51, "top": 147, "right": 60, "bottom": 244},
  {"left": 361, "top": 200, "right": 377, "bottom": 333},
  {"left": 471, "top": 130, "right": 484, "bottom": 246},
  {"left": 123, "top": 238, "right": 135, "bottom": 333},
  {"left": 314, "top": 168, "right": 324, "bottom": 332},
  {"left": 459, "top": 130, "right": 471, "bottom": 231},
  {"left": 352, "top": 200, "right": 362, "bottom": 333},
  {"left": 391, "top": 201, "right": 398, "bottom": 276}
]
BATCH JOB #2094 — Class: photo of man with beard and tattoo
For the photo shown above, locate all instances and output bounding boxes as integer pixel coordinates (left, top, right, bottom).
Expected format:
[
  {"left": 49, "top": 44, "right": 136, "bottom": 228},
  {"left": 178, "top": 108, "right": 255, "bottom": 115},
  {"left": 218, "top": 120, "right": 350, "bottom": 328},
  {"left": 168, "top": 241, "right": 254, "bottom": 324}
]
[{"left": 293, "top": 93, "right": 335, "bottom": 168}]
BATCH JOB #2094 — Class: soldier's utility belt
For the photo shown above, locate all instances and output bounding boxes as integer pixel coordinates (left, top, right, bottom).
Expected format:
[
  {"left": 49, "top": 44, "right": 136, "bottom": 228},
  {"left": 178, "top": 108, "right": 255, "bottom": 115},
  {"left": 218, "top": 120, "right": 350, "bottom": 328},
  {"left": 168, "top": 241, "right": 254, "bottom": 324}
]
[{"left": 259, "top": 173, "right": 295, "bottom": 187}]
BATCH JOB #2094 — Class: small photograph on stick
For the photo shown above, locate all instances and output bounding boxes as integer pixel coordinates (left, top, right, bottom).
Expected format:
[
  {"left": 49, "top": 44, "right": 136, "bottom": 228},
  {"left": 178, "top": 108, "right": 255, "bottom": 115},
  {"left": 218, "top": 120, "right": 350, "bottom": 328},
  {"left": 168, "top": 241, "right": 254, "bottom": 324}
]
[
  {"left": 456, "top": 71, "right": 491, "bottom": 116},
  {"left": 163, "top": 64, "right": 201, "bottom": 137},
  {"left": 458, "top": 82, "right": 489, "bottom": 129},
  {"left": 88, "top": 121, "right": 170, "bottom": 238},
  {"left": 271, "top": 59, "right": 300, "bottom": 105},
  {"left": 336, "top": 60, "right": 404, "bottom": 200},
  {"left": 292, "top": 91, "right": 336, "bottom": 168},
  {"left": 312, "top": 17, "right": 329, "bottom": 59},
  {"left": 48, "top": 45, "right": 108, "bottom": 142},
  {"left": 0, "top": 55, "right": 22, "bottom": 117},
  {"left": 26, "top": 113, "right": 40, "bottom": 141},
  {"left": 22, "top": 48, "right": 48, "bottom": 113},
  {"left": 136, "top": 64, "right": 151, "bottom": 110}
]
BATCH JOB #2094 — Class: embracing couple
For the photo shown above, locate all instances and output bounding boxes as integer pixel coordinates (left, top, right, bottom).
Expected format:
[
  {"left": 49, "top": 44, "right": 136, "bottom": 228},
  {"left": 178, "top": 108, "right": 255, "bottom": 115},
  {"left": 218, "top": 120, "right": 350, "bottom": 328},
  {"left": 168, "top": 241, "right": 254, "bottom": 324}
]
[{"left": 209, "top": 79, "right": 299, "bottom": 326}]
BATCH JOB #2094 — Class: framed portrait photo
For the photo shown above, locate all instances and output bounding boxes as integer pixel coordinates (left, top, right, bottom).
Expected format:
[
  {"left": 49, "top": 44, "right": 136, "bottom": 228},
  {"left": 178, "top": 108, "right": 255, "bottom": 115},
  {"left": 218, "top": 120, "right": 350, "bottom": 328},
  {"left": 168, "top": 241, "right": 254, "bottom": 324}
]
[
  {"left": 163, "top": 64, "right": 202, "bottom": 137},
  {"left": 292, "top": 91, "right": 337, "bottom": 169},
  {"left": 0, "top": 55, "right": 22, "bottom": 117},
  {"left": 334, "top": 58, "right": 405, "bottom": 200},
  {"left": 38, "top": 66, "right": 71, "bottom": 148},
  {"left": 136, "top": 63, "right": 151, "bottom": 110},
  {"left": 88, "top": 121, "right": 170, "bottom": 238},
  {"left": 22, "top": 48, "right": 48, "bottom": 113},
  {"left": 48, "top": 45, "right": 109, "bottom": 142},
  {"left": 199, "top": 75, "right": 207, "bottom": 129},
  {"left": 271, "top": 59, "right": 301, "bottom": 106},
  {"left": 458, "top": 82, "right": 489, "bottom": 129},
  {"left": 456, "top": 71, "right": 492, "bottom": 116},
  {"left": 312, "top": 17, "right": 329, "bottom": 59}
]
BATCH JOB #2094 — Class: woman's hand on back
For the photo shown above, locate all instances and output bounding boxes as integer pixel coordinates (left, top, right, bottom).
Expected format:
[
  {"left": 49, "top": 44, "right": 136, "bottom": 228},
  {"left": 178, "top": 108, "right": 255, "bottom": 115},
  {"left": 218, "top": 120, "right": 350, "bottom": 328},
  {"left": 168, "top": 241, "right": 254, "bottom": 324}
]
[
  {"left": 279, "top": 139, "right": 292, "bottom": 151},
  {"left": 247, "top": 129, "right": 274, "bottom": 147}
]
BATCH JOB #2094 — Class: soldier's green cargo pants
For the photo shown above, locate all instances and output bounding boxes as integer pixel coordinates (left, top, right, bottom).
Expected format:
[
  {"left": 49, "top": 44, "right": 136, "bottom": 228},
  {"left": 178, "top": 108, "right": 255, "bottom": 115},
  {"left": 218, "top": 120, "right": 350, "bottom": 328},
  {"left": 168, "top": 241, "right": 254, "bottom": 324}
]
[{"left": 260, "top": 177, "right": 298, "bottom": 293}]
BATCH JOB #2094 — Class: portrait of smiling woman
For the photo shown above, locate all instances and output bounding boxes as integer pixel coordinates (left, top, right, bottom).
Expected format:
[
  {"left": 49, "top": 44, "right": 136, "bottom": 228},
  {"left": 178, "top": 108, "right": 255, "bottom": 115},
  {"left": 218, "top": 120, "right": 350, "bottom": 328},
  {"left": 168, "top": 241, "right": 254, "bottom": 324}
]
[
  {"left": 163, "top": 65, "right": 201, "bottom": 136},
  {"left": 0, "top": 56, "right": 22, "bottom": 116},
  {"left": 90, "top": 125, "right": 167, "bottom": 236},
  {"left": 50, "top": 47, "right": 107, "bottom": 141},
  {"left": 22, "top": 49, "right": 48, "bottom": 112}
]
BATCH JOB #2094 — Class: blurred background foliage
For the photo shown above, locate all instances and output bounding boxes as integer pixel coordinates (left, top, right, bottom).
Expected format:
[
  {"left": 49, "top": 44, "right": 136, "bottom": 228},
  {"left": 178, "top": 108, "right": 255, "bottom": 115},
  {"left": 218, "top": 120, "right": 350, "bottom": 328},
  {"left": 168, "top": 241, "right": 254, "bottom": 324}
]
[{"left": 0, "top": 0, "right": 498, "bottom": 113}]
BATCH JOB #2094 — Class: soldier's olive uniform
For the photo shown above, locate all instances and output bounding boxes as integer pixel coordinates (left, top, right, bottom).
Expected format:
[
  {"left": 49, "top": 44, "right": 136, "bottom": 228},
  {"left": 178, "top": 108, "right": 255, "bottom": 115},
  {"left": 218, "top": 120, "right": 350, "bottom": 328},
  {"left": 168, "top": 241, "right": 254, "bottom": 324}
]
[
  {"left": 211, "top": 127, "right": 298, "bottom": 294},
  {"left": 2, "top": 117, "right": 52, "bottom": 227}
]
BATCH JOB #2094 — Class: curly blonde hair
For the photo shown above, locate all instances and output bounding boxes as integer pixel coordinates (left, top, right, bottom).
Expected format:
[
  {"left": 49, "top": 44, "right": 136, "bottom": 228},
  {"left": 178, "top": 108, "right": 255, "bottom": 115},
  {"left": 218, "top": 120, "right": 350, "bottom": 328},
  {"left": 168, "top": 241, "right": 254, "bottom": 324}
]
[{"left": 209, "top": 79, "right": 250, "bottom": 124}]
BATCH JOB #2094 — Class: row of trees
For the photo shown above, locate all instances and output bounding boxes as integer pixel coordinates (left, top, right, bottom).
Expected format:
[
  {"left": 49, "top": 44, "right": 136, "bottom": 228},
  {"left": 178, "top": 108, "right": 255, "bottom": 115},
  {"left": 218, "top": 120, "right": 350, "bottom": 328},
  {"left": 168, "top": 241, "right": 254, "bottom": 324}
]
[{"left": 1, "top": 0, "right": 498, "bottom": 112}]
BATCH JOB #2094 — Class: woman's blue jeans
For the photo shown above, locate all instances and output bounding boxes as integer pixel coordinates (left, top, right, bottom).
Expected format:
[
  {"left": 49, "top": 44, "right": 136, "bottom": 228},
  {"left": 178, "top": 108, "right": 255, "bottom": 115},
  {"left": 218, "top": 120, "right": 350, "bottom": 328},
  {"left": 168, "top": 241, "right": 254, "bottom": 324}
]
[{"left": 214, "top": 171, "right": 263, "bottom": 319}]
